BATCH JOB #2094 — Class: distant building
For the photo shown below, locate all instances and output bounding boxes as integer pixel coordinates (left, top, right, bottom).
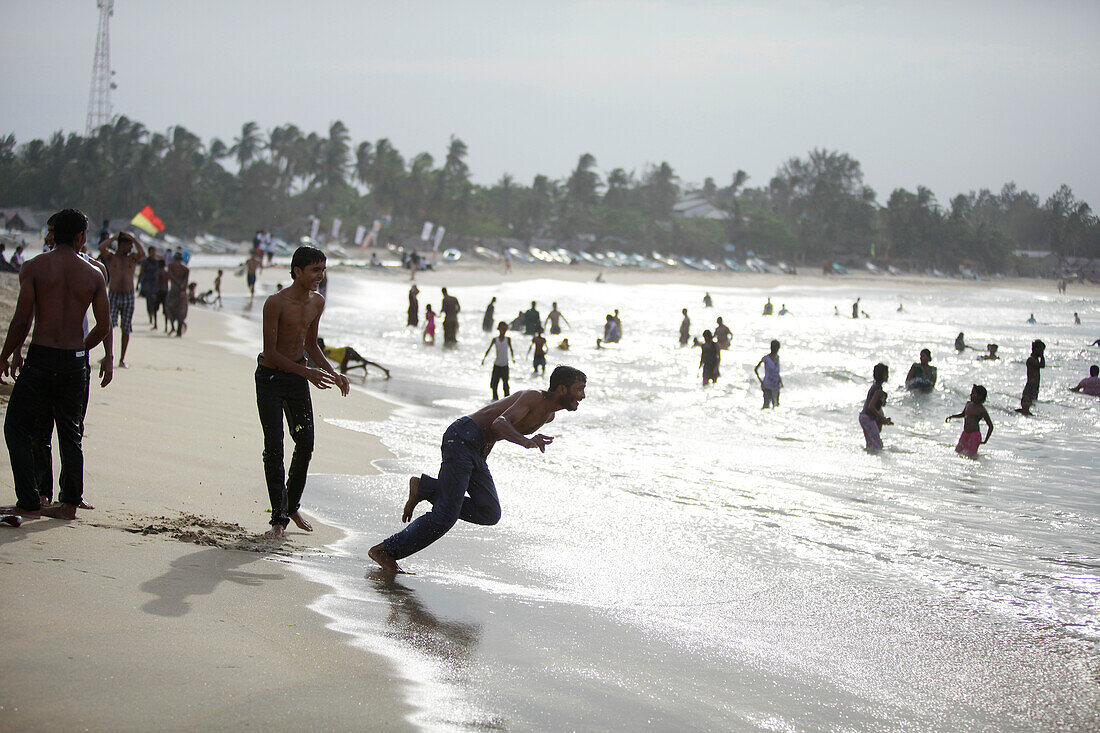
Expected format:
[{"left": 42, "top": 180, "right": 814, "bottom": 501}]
[
  {"left": 672, "top": 195, "right": 730, "bottom": 221},
  {"left": 1, "top": 208, "right": 52, "bottom": 232}
]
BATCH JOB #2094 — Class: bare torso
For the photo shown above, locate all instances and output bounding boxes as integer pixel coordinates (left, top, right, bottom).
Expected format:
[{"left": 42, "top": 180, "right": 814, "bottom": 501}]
[
  {"left": 259, "top": 289, "right": 325, "bottom": 368},
  {"left": 26, "top": 249, "right": 106, "bottom": 349},
  {"left": 470, "top": 390, "right": 556, "bottom": 451},
  {"left": 106, "top": 251, "right": 139, "bottom": 292}
]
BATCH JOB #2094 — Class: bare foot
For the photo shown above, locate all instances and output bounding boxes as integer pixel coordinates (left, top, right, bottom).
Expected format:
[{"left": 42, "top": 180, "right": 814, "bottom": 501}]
[
  {"left": 289, "top": 511, "right": 313, "bottom": 532},
  {"left": 79, "top": 499, "right": 95, "bottom": 510},
  {"left": 1, "top": 515, "right": 22, "bottom": 528},
  {"left": 119, "top": 361, "right": 127, "bottom": 368},
  {"left": 39, "top": 495, "right": 52, "bottom": 507},
  {"left": 40, "top": 503, "right": 77, "bottom": 520},
  {"left": 0, "top": 504, "right": 42, "bottom": 518},
  {"left": 264, "top": 524, "right": 286, "bottom": 539},
  {"left": 368, "top": 543, "right": 408, "bottom": 574},
  {"left": 401, "top": 476, "right": 420, "bottom": 523}
]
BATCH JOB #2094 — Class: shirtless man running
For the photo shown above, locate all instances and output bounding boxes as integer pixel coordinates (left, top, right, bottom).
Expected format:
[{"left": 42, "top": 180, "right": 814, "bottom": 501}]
[
  {"left": 99, "top": 231, "right": 145, "bottom": 367},
  {"left": 369, "top": 365, "right": 587, "bottom": 573},
  {"left": 0, "top": 209, "right": 112, "bottom": 522},
  {"left": 255, "top": 246, "right": 350, "bottom": 538}
]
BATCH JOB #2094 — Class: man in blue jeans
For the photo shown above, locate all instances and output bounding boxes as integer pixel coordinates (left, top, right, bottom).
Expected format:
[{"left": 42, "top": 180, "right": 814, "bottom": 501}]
[{"left": 369, "top": 365, "right": 587, "bottom": 573}]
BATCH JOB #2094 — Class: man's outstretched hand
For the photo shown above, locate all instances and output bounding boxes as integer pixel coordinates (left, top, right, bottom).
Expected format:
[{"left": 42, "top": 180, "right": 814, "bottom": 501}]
[{"left": 526, "top": 434, "right": 554, "bottom": 452}]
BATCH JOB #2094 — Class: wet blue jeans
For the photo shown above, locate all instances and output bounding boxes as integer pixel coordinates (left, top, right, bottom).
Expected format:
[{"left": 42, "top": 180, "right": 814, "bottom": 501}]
[
  {"left": 384, "top": 417, "right": 501, "bottom": 560},
  {"left": 5, "top": 345, "right": 89, "bottom": 510}
]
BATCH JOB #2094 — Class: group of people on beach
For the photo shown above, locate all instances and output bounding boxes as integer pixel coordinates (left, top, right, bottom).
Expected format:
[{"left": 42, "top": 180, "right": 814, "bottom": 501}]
[{"left": 0, "top": 210, "right": 587, "bottom": 578}]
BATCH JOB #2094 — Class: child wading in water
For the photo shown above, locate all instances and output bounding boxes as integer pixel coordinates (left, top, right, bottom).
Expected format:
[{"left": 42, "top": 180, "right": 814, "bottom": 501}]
[
  {"left": 255, "top": 246, "right": 350, "bottom": 538},
  {"left": 946, "top": 384, "right": 993, "bottom": 458},
  {"left": 754, "top": 339, "right": 782, "bottom": 408},
  {"left": 423, "top": 304, "right": 436, "bottom": 344},
  {"left": 859, "top": 363, "right": 892, "bottom": 452}
]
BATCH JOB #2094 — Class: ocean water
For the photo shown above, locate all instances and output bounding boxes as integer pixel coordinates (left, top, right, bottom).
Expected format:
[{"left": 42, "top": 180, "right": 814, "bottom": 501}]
[{"left": 240, "top": 274, "right": 1099, "bottom": 731}]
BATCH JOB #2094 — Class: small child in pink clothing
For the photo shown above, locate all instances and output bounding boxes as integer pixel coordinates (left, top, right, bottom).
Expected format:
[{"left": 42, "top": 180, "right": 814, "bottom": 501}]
[
  {"left": 946, "top": 384, "right": 994, "bottom": 458},
  {"left": 423, "top": 304, "right": 436, "bottom": 344}
]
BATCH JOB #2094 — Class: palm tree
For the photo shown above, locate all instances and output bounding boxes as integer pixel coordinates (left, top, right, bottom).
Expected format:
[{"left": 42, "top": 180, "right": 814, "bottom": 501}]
[{"left": 231, "top": 121, "right": 263, "bottom": 172}]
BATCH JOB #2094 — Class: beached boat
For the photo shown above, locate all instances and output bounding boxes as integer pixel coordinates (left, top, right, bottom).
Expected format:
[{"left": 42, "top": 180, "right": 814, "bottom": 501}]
[
  {"left": 724, "top": 258, "right": 747, "bottom": 272},
  {"left": 473, "top": 245, "right": 502, "bottom": 261},
  {"left": 651, "top": 252, "right": 680, "bottom": 267},
  {"left": 506, "top": 247, "right": 537, "bottom": 263},
  {"left": 442, "top": 248, "right": 462, "bottom": 262}
]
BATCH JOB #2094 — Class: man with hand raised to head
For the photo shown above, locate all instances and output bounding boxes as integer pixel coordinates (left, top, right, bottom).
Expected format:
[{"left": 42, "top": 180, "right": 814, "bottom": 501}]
[
  {"left": 369, "top": 365, "right": 587, "bottom": 573},
  {"left": 255, "top": 246, "right": 350, "bottom": 539}
]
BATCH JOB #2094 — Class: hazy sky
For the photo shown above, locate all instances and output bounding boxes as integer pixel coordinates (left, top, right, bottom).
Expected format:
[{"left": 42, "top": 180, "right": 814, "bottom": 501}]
[{"left": 3, "top": 0, "right": 1099, "bottom": 206}]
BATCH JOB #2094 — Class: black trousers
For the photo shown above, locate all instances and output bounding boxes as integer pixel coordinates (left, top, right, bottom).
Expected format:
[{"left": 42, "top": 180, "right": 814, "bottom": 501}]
[
  {"left": 490, "top": 364, "right": 510, "bottom": 400},
  {"left": 255, "top": 365, "right": 314, "bottom": 527},
  {"left": 5, "top": 345, "right": 89, "bottom": 510}
]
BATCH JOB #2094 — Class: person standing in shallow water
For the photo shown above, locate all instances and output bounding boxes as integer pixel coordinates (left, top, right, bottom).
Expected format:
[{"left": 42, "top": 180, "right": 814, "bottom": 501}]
[
  {"left": 441, "top": 287, "right": 460, "bottom": 344},
  {"left": 698, "top": 329, "right": 719, "bottom": 386},
  {"left": 255, "top": 246, "right": 350, "bottom": 539},
  {"left": 481, "top": 321, "right": 514, "bottom": 400},
  {"left": 859, "top": 363, "right": 892, "bottom": 452},
  {"left": 946, "top": 384, "right": 993, "bottom": 458},
  {"left": 1016, "top": 339, "right": 1046, "bottom": 416},
  {"left": 482, "top": 296, "right": 496, "bottom": 332},
  {"left": 368, "top": 366, "right": 587, "bottom": 573},
  {"left": 407, "top": 284, "right": 420, "bottom": 327},
  {"left": 679, "top": 308, "right": 691, "bottom": 346},
  {"left": 754, "top": 340, "right": 782, "bottom": 408}
]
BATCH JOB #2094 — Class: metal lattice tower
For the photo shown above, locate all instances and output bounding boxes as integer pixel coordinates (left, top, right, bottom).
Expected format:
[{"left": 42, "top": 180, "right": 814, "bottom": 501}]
[{"left": 85, "top": 0, "right": 115, "bottom": 135}]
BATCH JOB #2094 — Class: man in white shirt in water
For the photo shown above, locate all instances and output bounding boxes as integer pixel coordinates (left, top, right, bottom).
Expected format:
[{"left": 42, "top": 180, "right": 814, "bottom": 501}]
[{"left": 481, "top": 321, "right": 514, "bottom": 400}]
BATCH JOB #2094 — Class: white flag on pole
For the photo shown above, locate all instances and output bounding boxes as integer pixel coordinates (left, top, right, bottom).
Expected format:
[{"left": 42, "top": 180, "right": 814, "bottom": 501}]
[
  {"left": 331, "top": 218, "right": 342, "bottom": 240},
  {"left": 420, "top": 221, "right": 433, "bottom": 241},
  {"left": 309, "top": 216, "right": 320, "bottom": 240},
  {"left": 354, "top": 225, "right": 367, "bottom": 246},
  {"left": 432, "top": 226, "right": 446, "bottom": 252}
]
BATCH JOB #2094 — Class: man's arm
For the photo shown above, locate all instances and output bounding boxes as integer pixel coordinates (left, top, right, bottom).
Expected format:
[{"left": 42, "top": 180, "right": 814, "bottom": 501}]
[
  {"left": 97, "top": 234, "right": 117, "bottom": 255},
  {"left": 302, "top": 301, "right": 350, "bottom": 396},
  {"left": 491, "top": 392, "right": 553, "bottom": 452},
  {"left": 754, "top": 358, "right": 764, "bottom": 383},
  {"left": 1069, "top": 381, "right": 1084, "bottom": 393},
  {"left": 481, "top": 340, "right": 493, "bottom": 364},
  {"left": 0, "top": 267, "right": 37, "bottom": 376},
  {"left": 982, "top": 409, "right": 994, "bottom": 443},
  {"left": 132, "top": 238, "right": 147, "bottom": 262},
  {"left": 507, "top": 337, "right": 514, "bottom": 361}
]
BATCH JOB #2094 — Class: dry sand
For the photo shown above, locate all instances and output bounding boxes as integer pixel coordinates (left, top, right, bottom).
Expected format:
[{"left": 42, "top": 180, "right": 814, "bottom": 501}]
[{"left": 0, "top": 270, "right": 414, "bottom": 731}]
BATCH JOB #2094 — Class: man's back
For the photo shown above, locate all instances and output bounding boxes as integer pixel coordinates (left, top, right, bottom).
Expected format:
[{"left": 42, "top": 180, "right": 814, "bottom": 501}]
[{"left": 25, "top": 249, "right": 103, "bottom": 350}]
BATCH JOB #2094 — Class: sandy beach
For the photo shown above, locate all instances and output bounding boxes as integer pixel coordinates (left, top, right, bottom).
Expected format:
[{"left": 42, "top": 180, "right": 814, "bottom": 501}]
[
  {"left": 0, "top": 270, "right": 414, "bottom": 731},
  {"left": 2, "top": 257, "right": 1097, "bottom": 731}
]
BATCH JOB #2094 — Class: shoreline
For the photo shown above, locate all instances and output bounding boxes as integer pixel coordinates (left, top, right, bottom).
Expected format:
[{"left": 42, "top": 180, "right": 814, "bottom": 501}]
[{"left": 0, "top": 273, "right": 416, "bottom": 731}]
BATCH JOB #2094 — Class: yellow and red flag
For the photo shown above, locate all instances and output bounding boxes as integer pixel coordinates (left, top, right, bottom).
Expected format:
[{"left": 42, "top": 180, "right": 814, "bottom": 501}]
[{"left": 130, "top": 205, "right": 165, "bottom": 236}]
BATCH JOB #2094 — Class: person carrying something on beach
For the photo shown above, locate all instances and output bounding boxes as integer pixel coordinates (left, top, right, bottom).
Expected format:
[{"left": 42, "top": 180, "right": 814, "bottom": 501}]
[
  {"left": 255, "top": 246, "right": 350, "bottom": 539},
  {"left": 0, "top": 209, "right": 113, "bottom": 524},
  {"left": 946, "top": 385, "right": 993, "bottom": 458},
  {"left": 699, "top": 329, "right": 720, "bottom": 386},
  {"left": 1069, "top": 365, "right": 1100, "bottom": 396},
  {"left": 481, "top": 321, "right": 514, "bottom": 400},
  {"left": 482, "top": 296, "right": 496, "bottom": 332},
  {"left": 679, "top": 308, "right": 691, "bottom": 346},
  {"left": 859, "top": 363, "right": 892, "bottom": 452},
  {"left": 528, "top": 326, "right": 548, "bottom": 376},
  {"left": 441, "top": 287, "right": 461, "bottom": 344},
  {"left": 714, "top": 317, "right": 732, "bottom": 350},
  {"left": 408, "top": 284, "right": 420, "bottom": 327},
  {"left": 754, "top": 340, "right": 782, "bottom": 408},
  {"left": 1016, "top": 339, "right": 1046, "bottom": 416},
  {"left": 246, "top": 246, "right": 264, "bottom": 306},
  {"left": 100, "top": 231, "right": 145, "bottom": 367},
  {"left": 368, "top": 366, "right": 587, "bottom": 573},
  {"left": 904, "top": 348, "right": 938, "bottom": 393},
  {"left": 545, "top": 302, "right": 569, "bottom": 335}
]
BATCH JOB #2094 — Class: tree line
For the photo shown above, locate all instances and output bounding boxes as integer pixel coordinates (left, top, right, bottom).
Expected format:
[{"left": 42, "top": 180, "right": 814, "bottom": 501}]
[{"left": 1, "top": 117, "right": 1096, "bottom": 271}]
